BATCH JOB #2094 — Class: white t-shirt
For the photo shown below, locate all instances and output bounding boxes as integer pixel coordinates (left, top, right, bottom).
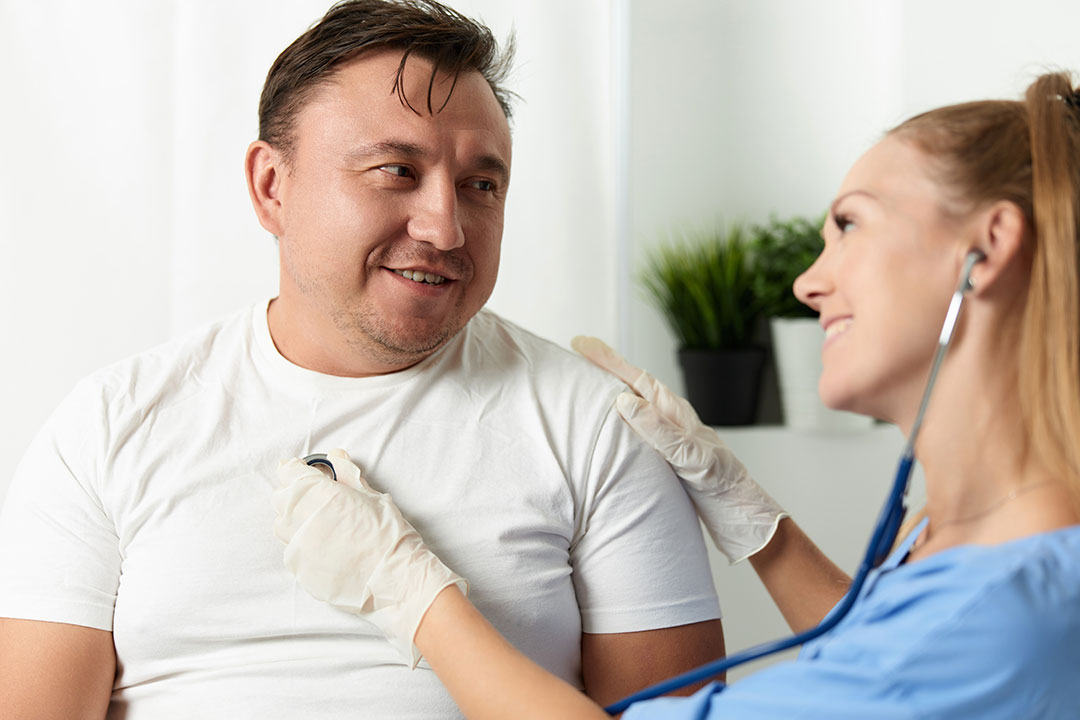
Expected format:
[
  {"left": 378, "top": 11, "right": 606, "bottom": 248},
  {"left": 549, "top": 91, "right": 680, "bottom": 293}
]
[{"left": 0, "top": 301, "right": 720, "bottom": 719}]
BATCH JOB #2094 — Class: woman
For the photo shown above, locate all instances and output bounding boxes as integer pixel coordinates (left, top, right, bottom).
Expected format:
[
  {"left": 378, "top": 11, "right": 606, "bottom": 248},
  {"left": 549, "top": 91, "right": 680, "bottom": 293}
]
[{"left": 272, "top": 71, "right": 1080, "bottom": 718}]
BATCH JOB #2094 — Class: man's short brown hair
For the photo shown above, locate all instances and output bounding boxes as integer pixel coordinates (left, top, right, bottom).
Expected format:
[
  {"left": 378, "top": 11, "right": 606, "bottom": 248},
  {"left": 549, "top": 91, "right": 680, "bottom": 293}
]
[{"left": 258, "top": 0, "right": 515, "bottom": 162}]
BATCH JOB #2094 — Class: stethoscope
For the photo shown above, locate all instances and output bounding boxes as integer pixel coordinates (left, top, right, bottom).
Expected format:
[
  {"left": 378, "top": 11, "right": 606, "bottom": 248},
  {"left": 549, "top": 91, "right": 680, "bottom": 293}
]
[{"left": 604, "top": 249, "right": 986, "bottom": 715}]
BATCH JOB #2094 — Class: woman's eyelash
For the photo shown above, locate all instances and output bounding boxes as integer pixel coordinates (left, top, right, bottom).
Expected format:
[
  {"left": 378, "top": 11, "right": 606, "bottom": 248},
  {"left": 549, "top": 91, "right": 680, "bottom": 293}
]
[{"left": 833, "top": 212, "right": 854, "bottom": 231}]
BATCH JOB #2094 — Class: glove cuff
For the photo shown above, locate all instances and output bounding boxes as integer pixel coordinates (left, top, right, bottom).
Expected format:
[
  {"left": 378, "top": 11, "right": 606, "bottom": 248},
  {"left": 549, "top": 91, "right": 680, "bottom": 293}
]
[
  {"left": 721, "top": 510, "right": 790, "bottom": 565},
  {"left": 366, "top": 543, "right": 468, "bottom": 668},
  {"left": 685, "top": 482, "right": 789, "bottom": 564},
  {"left": 403, "top": 575, "right": 468, "bottom": 669}
]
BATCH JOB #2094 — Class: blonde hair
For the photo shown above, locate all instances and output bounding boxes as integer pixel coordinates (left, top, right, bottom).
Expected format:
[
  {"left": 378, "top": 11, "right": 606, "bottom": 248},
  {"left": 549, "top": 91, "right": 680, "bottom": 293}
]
[{"left": 890, "top": 71, "right": 1080, "bottom": 515}]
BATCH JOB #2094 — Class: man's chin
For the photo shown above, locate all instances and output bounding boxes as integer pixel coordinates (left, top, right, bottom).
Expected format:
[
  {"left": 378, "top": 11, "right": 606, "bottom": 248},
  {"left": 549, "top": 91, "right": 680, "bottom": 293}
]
[
  {"left": 376, "top": 332, "right": 449, "bottom": 359},
  {"left": 330, "top": 300, "right": 476, "bottom": 369},
  {"left": 364, "top": 317, "right": 465, "bottom": 364}
]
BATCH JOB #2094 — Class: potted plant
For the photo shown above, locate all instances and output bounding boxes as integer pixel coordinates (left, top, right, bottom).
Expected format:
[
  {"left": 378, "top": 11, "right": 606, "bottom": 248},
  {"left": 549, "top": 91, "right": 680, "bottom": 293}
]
[
  {"left": 640, "top": 224, "right": 766, "bottom": 426},
  {"left": 751, "top": 215, "right": 872, "bottom": 431}
]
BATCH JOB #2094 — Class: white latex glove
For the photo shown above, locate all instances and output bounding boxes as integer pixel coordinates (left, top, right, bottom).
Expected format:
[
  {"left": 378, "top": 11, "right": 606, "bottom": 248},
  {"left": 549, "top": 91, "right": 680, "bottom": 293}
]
[
  {"left": 571, "top": 337, "right": 788, "bottom": 564},
  {"left": 272, "top": 448, "right": 467, "bottom": 667}
]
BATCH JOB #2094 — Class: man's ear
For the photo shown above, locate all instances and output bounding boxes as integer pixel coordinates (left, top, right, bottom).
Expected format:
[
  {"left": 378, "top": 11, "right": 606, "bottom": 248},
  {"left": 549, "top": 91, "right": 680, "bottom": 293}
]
[
  {"left": 965, "top": 200, "right": 1027, "bottom": 296},
  {"left": 246, "top": 140, "right": 286, "bottom": 236}
]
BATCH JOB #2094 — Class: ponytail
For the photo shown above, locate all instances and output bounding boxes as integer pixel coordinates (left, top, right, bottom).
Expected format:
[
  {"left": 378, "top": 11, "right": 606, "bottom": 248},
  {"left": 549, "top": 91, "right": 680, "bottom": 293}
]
[{"left": 1019, "top": 73, "right": 1080, "bottom": 511}]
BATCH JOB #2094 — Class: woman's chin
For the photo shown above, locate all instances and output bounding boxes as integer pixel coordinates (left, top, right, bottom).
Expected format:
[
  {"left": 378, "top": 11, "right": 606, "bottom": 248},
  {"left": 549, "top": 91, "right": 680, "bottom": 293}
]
[{"left": 818, "top": 384, "right": 882, "bottom": 422}]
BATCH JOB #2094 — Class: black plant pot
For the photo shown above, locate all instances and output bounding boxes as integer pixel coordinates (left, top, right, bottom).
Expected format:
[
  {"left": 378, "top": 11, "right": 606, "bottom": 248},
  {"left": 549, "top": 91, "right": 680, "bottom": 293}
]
[{"left": 677, "top": 347, "right": 766, "bottom": 426}]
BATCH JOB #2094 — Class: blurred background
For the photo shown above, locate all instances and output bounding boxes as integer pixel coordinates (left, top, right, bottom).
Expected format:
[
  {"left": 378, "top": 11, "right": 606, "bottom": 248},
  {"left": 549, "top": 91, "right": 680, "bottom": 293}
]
[{"left": 3, "top": 0, "right": 1080, "bottom": 679}]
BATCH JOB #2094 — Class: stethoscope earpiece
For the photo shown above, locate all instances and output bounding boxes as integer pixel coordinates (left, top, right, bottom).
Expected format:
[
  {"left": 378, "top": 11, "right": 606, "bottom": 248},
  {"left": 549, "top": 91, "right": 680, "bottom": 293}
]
[{"left": 963, "top": 249, "right": 987, "bottom": 292}]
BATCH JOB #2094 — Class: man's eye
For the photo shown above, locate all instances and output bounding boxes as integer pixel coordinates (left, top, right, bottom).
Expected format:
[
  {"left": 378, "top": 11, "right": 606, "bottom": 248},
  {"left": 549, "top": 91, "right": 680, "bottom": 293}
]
[
  {"left": 380, "top": 164, "right": 412, "bottom": 178},
  {"left": 468, "top": 179, "right": 496, "bottom": 192}
]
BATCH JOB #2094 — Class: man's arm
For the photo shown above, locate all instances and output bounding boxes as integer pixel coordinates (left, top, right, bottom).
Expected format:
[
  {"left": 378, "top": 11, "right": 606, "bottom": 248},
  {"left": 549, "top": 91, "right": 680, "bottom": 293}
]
[
  {"left": 566, "top": 391, "right": 726, "bottom": 708},
  {"left": 581, "top": 619, "right": 726, "bottom": 707},
  {"left": 0, "top": 618, "right": 115, "bottom": 720}
]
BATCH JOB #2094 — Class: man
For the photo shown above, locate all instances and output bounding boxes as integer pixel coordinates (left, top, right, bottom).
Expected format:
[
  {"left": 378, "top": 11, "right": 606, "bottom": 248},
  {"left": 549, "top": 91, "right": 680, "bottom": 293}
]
[{"left": 0, "top": 1, "right": 725, "bottom": 717}]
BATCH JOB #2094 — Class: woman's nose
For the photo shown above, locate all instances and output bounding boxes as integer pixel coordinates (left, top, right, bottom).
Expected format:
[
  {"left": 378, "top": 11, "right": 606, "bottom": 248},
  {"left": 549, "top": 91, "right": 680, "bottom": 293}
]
[{"left": 792, "top": 251, "right": 831, "bottom": 314}]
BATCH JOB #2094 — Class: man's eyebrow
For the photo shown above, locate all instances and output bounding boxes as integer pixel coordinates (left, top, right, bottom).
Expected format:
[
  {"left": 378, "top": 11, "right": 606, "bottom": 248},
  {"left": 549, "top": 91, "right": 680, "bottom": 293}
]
[
  {"left": 345, "top": 140, "right": 426, "bottom": 162},
  {"left": 344, "top": 141, "right": 510, "bottom": 185},
  {"left": 473, "top": 154, "right": 510, "bottom": 186}
]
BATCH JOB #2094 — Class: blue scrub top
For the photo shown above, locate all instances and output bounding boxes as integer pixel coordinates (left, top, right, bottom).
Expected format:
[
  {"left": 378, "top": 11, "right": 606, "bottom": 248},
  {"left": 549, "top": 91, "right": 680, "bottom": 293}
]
[{"left": 624, "top": 520, "right": 1080, "bottom": 720}]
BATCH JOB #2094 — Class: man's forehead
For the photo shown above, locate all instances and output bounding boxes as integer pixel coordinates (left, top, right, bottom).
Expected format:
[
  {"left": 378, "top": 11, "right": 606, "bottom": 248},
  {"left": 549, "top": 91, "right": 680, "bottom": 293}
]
[
  {"left": 318, "top": 53, "right": 507, "bottom": 130},
  {"left": 327, "top": 48, "right": 505, "bottom": 119},
  {"left": 287, "top": 50, "right": 512, "bottom": 178}
]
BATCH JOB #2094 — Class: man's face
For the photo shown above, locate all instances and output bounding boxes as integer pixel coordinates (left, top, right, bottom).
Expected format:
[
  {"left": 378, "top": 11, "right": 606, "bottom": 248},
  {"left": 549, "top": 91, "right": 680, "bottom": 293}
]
[{"left": 263, "top": 49, "right": 512, "bottom": 375}]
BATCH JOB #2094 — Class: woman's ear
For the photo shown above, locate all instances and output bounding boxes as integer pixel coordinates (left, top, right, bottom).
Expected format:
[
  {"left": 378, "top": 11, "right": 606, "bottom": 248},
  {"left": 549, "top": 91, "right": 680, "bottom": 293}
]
[
  {"left": 965, "top": 200, "right": 1027, "bottom": 296},
  {"left": 245, "top": 140, "right": 286, "bottom": 237}
]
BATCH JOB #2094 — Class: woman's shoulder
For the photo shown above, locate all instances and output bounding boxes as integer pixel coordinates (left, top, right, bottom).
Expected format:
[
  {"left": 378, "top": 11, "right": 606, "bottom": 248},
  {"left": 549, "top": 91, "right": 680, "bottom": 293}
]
[
  {"left": 888, "top": 525, "right": 1080, "bottom": 716},
  {"left": 940, "top": 523, "right": 1080, "bottom": 607},
  {"left": 883, "top": 524, "right": 1080, "bottom": 640},
  {"left": 872, "top": 525, "right": 1080, "bottom": 710},
  {"left": 711, "top": 526, "right": 1080, "bottom": 719},
  {"left": 883, "top": 521, "right": 1077, "bottom": 594},
  {"left": 950, "top": 523, "right": 1080, "bottom": 644},
  {"left": 820, "top": 526, "right": 1080, "bottom": 687}
]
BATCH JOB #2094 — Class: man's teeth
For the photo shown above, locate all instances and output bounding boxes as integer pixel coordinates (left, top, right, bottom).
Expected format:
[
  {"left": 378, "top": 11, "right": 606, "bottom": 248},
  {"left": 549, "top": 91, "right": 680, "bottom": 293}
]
[
  {"left": 825, "top": 318, "right": 853, "bottom": 339},
  {"left": 394, "top": 269, "right": 446, "bottom": 285}
]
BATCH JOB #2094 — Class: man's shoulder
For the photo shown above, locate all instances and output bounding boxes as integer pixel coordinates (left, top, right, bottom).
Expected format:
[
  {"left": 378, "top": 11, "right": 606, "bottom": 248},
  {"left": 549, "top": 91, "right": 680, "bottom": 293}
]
[
  {"left": 74, "top": 303, "right": 256, "bottom": 412},
  {"left": 465, "top": 310, "right": 626, "bottom": 394}
]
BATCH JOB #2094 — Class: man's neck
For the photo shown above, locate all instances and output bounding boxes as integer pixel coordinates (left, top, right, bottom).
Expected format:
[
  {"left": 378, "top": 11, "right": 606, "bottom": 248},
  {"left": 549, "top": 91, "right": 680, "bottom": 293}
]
[{"left": 266, "top": 297, "right": 429, "bottom": 377}]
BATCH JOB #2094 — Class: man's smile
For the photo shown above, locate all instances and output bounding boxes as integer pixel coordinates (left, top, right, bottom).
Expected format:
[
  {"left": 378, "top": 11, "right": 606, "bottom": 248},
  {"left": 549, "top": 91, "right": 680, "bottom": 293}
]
[{"left": 391, "top": 268, "right": 447, "bottom": 286}]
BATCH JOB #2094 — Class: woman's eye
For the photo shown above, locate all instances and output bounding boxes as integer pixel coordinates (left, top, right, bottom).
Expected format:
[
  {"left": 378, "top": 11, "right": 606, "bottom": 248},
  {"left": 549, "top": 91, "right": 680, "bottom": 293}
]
[{"left": 833, "top": 213, "right": 855, "bottom": 233}]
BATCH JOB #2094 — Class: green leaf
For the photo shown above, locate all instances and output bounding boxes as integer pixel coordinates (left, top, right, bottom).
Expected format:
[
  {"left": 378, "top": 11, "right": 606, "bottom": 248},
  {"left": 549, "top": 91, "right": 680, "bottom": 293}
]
[
  {"left": 748, "top": 213, "right": 826, "bottom": 318},
  {"left": 639, "top": 224, "right": 763, "bottom": 351}
]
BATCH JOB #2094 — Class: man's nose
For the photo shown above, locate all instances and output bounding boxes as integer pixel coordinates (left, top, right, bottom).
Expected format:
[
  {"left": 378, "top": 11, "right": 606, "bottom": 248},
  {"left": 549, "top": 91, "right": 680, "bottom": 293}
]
[{"left": 407, "top": 180, "right": 465, "bottom": 251}]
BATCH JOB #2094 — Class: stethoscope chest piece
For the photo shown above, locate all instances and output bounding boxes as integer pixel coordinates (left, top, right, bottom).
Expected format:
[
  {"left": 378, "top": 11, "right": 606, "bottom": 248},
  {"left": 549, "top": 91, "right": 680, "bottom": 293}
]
[{"left": 303, "top": 453, "right": 337, "bottom": 482}]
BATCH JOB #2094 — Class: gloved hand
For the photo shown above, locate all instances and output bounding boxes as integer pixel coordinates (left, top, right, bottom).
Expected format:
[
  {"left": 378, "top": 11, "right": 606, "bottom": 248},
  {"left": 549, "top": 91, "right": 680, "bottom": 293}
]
[
  {"left": 272, "top": 448, "right": 467, "bottom": 667},
  {"left": 571, "top": 337, "right": 788, "bottom": 564}
]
